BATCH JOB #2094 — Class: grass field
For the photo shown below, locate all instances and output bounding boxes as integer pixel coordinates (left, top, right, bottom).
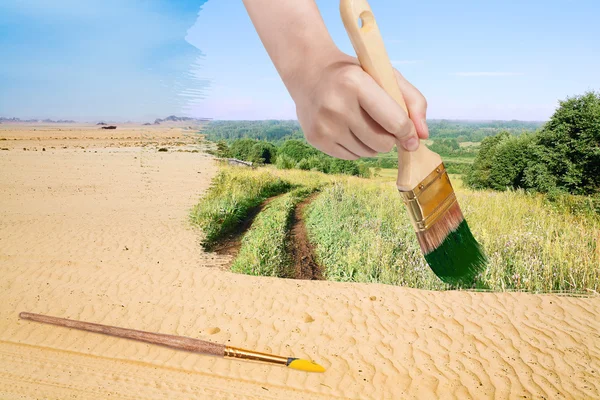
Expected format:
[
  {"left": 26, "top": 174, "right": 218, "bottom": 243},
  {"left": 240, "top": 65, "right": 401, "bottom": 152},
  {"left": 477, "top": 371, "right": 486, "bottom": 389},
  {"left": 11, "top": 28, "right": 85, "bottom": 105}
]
[{"left": 193, "top": 165, "right": 600, "bottom": 292}]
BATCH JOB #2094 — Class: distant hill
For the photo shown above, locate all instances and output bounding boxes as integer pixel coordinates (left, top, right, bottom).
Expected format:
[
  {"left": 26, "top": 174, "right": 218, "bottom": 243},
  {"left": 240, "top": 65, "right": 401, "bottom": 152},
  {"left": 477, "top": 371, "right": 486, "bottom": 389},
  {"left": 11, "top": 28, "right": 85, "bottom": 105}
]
[
  {"left": 0, "top": 117, "right": 76, "bottom": 123},
  {"left": 153, "top": 115, "right": 212, "bottom": 125}
]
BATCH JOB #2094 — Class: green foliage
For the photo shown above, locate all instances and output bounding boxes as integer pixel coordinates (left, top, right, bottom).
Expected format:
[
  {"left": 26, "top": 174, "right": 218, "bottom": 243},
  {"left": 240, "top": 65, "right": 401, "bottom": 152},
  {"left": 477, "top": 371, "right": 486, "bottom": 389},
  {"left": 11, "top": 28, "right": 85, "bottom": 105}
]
[
  {"left": 329, "top": 159, "right": 360, "bottom": 176},
  {"left": 248, "top": 141, "right": 277, "bottom": 164},
  {"left": 202, "top": 119, "right": 544, "bottom": 143},
  {"left": 466, "top": 91, "right": 600, "bottom": 196},
  {"left": 214, "top": 140, "right": 229, "bottom": 158},
  {"left": 488, "top": 134, "right": 535, "bottom": 190},
  {"left": 428, "top": 119, "right": 543, "bottom": 142},
  {"left": 444, "top": 161, "right": 472, "bottom": 175},
  {"left": 357, "top": 161, "right": 372, "bottom": 178},
  {"left": 296, "top": 158, "right": 311, "bottom": 170},
  {"left": 228, "top": 138, "right": 258, "bottom": 161},
  {"left": 202, "top": 120, "right": 303, "bottom": 142},
  {"left": 190, "top": 169, "right": 292, "bottom": 249},
  {"left": 527, "top": 91, "right": 600, "bottom": 195},
  {"left": 225, "top": 138, "right": 277, "bottom": 164},
  {"left": 278, "top": 139, "right": 318, "bottom": 162},
  {"left": 305, "top": 155, "right": 330, "bottom": 173},
  {"left": 275, "top": 154, "right": 296, "bottom": 170},
  {"left": 465, "top": 131, "right": 511, "bottom": 189},
  {"left": 427, "top": 138, "right": 459, "bottom": 153}
]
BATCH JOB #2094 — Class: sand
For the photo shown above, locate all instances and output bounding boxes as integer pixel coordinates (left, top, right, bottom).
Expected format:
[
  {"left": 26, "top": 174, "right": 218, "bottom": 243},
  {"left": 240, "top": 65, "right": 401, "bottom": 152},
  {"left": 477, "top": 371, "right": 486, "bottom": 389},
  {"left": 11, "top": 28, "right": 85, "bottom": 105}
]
[{"left": 0, "top": 124, "right": 599, "bottom": 399}]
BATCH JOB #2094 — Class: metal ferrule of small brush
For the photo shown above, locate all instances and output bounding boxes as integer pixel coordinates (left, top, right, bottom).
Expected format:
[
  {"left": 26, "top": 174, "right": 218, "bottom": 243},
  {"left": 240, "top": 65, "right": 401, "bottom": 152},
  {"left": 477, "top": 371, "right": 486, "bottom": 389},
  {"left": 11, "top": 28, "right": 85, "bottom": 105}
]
[
  {"left": 224, "top": 345, "right": 289, "bottom": 366},
  {"left": 398, "top": 163, "right": 457, "bottom": 233}
]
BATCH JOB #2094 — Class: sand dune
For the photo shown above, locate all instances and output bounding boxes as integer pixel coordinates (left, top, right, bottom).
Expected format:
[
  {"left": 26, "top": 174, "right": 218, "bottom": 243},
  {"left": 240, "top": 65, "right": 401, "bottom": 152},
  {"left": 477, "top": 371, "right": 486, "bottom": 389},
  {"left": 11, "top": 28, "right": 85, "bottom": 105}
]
[{"left": 0, "top": 124, "right": 598, "bottom": 399}]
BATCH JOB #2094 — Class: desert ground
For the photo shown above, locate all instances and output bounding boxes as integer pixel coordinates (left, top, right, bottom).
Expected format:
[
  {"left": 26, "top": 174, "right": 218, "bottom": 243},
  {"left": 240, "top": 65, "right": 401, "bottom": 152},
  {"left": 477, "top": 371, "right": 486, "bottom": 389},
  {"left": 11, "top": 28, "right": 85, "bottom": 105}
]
[{"left": 0, "top": 123, "right": 598, "bottom": 399}]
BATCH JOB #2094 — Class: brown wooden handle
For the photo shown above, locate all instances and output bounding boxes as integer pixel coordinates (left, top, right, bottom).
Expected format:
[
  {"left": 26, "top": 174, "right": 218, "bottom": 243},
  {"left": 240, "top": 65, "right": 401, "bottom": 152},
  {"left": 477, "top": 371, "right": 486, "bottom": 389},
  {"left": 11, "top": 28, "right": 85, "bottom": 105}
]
[
  {"left": 19, "top": 312, "right": 225, "bottom": 357},
  {"left": 340, "top": 0, "right": 441, "bottom": 190}
]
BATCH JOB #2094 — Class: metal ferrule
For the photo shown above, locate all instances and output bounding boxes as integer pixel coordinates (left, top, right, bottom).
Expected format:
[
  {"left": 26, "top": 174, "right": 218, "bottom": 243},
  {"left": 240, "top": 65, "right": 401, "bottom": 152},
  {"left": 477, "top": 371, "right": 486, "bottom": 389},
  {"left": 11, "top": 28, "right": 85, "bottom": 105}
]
[
  {"left": 224, "top": 346, "right": 289, "bottom": 366},
  {"left": 398, "top": 163, "right": 457, "bottom": 232}
]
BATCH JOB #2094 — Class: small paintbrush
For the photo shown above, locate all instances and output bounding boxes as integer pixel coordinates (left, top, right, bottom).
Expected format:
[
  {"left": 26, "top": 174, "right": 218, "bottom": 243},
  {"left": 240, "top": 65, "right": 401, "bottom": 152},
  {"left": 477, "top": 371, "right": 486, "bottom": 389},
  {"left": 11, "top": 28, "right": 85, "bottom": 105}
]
[
  {"left": 19, "top": 312, "right": 325, "bottom": 373},
  {"left": 340, "top": 0, "right": 487, "bottom": 285}
]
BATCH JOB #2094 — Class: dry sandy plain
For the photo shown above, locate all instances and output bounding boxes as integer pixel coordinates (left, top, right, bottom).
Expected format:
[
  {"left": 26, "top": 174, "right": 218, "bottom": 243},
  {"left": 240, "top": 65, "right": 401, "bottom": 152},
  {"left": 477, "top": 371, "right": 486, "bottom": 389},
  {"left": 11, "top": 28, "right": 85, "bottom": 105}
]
[{"left": 0, "top": 123, "right": 599, "bottom": 399}]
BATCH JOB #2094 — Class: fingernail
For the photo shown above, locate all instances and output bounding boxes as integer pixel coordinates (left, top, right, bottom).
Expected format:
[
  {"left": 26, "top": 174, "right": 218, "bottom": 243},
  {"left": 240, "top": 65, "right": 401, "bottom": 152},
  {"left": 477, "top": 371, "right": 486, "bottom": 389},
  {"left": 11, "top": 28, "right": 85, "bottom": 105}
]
[
  {"left": 421, "top": 118, "right": 429, "bottom": 137},
  {"left": 403, "top": 137, "right": 419, "bottom": 151}
]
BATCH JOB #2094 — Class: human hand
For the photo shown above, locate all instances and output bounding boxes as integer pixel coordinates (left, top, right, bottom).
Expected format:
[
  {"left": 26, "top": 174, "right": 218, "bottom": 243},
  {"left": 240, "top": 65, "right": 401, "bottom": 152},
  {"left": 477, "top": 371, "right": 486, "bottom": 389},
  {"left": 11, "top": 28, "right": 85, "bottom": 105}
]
[{"left": 287, "top": 52, "right": 429, "bottom": 160}]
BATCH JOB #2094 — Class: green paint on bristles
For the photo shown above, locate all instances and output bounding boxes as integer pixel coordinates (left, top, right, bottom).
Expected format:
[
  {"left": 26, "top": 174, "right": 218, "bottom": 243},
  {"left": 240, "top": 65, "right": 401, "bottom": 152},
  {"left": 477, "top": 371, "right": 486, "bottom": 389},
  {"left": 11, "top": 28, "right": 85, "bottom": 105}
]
[{"left": 424, "top": 220, "right": 487, "bottom": 286}]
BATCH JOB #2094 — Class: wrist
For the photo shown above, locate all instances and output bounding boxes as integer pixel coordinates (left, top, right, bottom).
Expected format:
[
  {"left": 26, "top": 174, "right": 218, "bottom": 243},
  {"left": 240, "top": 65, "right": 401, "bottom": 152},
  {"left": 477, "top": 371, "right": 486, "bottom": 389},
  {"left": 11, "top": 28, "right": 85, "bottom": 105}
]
[{"left": 280, "top": 44, "right": 344, "bottom": 100}]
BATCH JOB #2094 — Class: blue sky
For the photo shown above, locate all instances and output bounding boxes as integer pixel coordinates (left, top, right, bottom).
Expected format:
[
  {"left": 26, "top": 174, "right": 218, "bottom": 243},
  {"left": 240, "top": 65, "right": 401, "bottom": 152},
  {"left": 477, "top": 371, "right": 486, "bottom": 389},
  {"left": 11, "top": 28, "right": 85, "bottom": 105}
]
[{"left": 1, "top": 0, "right": 599, "bottom": 121}]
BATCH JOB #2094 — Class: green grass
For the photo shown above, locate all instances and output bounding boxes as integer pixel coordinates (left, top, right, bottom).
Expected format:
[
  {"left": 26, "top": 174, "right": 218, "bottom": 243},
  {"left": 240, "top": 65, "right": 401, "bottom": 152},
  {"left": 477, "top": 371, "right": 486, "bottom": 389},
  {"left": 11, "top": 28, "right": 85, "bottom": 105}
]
[
  {"left": 231, "top": 187, "right": 317, "bottom": 278},
  {"left": 190, "top": 168, "right": 292, "bottom": 249},
  {"left": 305, "top": 180, "right": 449, "bottom": 289},
  {"left": 305, "top": 178, "right": 600, "bottom": 292},
  {"left": 193, "top": 165, "right": 600, "bottom": 293}
]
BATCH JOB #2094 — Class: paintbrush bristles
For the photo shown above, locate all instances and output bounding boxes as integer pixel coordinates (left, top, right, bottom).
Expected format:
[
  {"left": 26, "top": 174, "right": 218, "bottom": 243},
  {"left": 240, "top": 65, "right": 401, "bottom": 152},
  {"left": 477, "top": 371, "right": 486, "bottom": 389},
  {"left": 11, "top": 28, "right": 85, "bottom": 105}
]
[
  {"left": 415, "top": 201, "right": 464, "bottom": 254},
  {"left": 419, "top": 201, "right": 487, "bottom": 286}
]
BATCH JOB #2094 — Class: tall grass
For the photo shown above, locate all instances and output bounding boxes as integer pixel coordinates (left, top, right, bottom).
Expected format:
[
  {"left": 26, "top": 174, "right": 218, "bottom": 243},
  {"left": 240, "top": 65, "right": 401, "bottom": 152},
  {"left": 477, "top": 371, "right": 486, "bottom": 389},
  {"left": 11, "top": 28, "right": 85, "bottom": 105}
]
[
  {"left": 190, "top": 168, "right": 291, "bottom": 248},
  {"left": 231, "top": 187, "right": 316, "bottom": 278},
  {"left": 193, "top": 166, "right": 600, "bottom": 293},
  {"left": 305, "top": 178, "right": 600, "bottom": 292},
  {"left": 305, "top": 180, "right": 448, "bottom": 290}
]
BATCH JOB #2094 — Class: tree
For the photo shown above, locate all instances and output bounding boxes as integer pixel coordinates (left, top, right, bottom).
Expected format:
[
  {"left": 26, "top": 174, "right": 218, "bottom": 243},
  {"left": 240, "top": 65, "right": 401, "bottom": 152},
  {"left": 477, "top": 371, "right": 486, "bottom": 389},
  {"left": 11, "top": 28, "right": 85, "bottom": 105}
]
[
  {"left": 229, "top": 138, "right": 258, "bottom": 161},
  {"left": 278, "top": 139, "right": 317, "bottom": 162},
  {"left": 465, "top": 131, "right": 510, "bottom": 189},
  {"left": 329, "top": 159, "right": 359, "bottom": 176},
  {"left": 525, "top": 91, "right": 600, "bottom": 195},
  {"left": 215, "top": 141, "right": 229, "bottom": 158},
  {"left": 465, "top": 91, "right": 600, "bottom": 196},
  {"left": 248, "top": 142, "right": 277, "bottom": 164}
]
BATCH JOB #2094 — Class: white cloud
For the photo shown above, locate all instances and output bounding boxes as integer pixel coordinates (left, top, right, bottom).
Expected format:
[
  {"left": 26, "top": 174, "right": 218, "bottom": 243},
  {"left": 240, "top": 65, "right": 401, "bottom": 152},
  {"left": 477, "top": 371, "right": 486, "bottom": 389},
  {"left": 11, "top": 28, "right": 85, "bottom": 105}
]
[{"left": 452, "top": 72, "right": 525, "bottom": 77}]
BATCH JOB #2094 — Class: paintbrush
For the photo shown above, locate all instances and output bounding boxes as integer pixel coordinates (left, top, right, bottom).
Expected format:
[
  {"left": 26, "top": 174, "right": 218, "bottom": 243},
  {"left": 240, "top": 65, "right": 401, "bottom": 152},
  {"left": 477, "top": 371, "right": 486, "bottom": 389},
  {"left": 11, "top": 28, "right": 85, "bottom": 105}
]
[
  {"left": 19, "top": 312, "right": 325, "bottom": 373},
  {"left": 340, "top": 0, "right": 486, "bottom": 285}
]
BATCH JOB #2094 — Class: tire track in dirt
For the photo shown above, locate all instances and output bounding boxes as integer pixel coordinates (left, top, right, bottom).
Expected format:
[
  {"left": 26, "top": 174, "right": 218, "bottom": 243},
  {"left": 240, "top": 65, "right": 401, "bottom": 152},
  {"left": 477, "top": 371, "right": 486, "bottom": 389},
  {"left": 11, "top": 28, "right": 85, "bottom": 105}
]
[
  {"left": 212, "top": 195, "right": 283, "bottom": 258},
  {"left": 288, "top": 193, "right": 323, "bottom": 280}
]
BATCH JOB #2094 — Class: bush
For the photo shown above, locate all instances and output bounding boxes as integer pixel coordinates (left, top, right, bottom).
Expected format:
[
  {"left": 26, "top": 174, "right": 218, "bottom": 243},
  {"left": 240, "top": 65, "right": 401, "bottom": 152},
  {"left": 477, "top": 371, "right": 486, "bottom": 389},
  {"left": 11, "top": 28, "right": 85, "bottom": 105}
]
[
  {"left": 229, "top": 138, "right": 258, "bottom": 161},
  {"left": 305, "top": 155, "right": 330, "bottom": 173},
  {"left": 248, "top": 141, "right": 277, "bottom": 164},
  {"left": 329, "top": 159, "right": 360, "bottom": 176},
  {"left": 488, "top": 134, "right": 535, "bottom": 190},
  {"left": 275, "top": 154, "right": 296, "bottom": 170},
  {"left": 278, "top": 139, "right": 317, "bottom": 162},
  {"left": 296, "top": 158, "right": 311, "bottom": 170}
]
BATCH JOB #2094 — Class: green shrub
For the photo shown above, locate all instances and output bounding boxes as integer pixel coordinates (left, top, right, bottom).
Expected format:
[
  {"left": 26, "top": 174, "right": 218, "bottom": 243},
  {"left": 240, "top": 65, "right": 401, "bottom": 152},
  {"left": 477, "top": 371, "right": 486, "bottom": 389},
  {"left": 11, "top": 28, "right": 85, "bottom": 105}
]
[
  {"left": 229, "top": 138, "right": 258, "bottom": 161},
  {"left": 278, "top": 139, "right": 317, "bottom": 162},
  {"left": 248, "top": 141, "right": 277, "bottom": 164},
  {"left": 275, "top": 154, "right": 296, "bottom": 170},
  {"left": 329, "top": 159, "right": 360, "bottom": 176}
]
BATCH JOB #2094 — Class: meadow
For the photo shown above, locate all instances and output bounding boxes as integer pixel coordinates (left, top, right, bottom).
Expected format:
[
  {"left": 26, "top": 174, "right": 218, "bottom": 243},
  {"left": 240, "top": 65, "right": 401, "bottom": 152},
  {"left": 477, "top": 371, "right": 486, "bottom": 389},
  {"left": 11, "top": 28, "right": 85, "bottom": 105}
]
[{"left": 191, "top": 164, "right": 600, "bottom": 293}]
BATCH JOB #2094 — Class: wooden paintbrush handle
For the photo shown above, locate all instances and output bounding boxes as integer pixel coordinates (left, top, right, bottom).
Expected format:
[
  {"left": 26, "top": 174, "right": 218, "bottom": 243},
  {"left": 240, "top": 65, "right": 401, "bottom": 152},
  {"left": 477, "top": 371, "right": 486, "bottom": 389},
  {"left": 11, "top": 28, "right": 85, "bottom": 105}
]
[
  {"left": 19, "top": 312, "right": 225, "bottom": 357},
  {"left": 340, "top": 0, "right": 442, "bottom": 190}
]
